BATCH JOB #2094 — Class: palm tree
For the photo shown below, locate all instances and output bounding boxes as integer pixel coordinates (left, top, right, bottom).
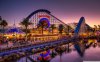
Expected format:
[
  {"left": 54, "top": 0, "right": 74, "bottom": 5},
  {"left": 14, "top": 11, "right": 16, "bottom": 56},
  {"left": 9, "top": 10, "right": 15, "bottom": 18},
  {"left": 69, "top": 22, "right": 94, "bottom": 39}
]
[
  {"left": 94, "top": 25, "right": 97, "bottom": 31},
  {"left": 98, "top": 25, "right": 100, "bottom": 30},
  {"left": 37, "top": 23, "right": 44, "bottom": 35},
  {"left": 58, "top": 24, "right": 64, "bottom": 34},
  {"left": 0, "top": 19, "right": 8, "bottom": 40},
  {"left": 0, "top": 16, "right": 2, "bottom": 21},
  {"left": 66, "top": 25, "right": 72, "bottom": 35},
  {"left": 0, "top": 16, "right": 2, "bottom": 32},
  {"left": 50, "top": 24, "right": 56, "bottom": 34},
  {"left": 20, "top": 18, "right": 32, "bottom": 41},
  {"left": 37, "top": 20, "right": 48, "bottom": 35},
  {"left": 41, "top": 24, "right": 44, "bottom": 35}
]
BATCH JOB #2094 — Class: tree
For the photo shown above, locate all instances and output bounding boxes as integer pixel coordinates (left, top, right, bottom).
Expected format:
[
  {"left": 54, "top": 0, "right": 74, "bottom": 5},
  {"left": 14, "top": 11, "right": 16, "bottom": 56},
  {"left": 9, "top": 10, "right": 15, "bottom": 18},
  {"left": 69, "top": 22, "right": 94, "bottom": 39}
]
[
  {"left": 50, "top": 24, "right": 56, "bottom": 34},
  {"left": 66, "top": 25, "right": 72, "bottom": 35},
  {"left": 94, "top": 25, "right": 97, "bottom": 31},
  {"left": 0, "top": 16, "right": 2, "bottom": 21},
  {"left": 37, "top": 20, "right": 48, "bottom": 35},
  {"left": 98, "top": 25, "right": 100, "bottom": 30},
  {"left": 41, "top": 23, "right": 44, "bottom": 35},
  {"left": 0, "top": 16, "right": 2, "bottom": 31},
  {"left": 20, "top": 18, "right": 32, "bottom": 41},
  {"left": 37, "top": 23, "right": 44, "bottom": 35},
  {"left": 0, "top": 19, "right": 8, "bottom": 40},
  {"left": 58, "top": 24, "right": 64, "bottom": 34}
]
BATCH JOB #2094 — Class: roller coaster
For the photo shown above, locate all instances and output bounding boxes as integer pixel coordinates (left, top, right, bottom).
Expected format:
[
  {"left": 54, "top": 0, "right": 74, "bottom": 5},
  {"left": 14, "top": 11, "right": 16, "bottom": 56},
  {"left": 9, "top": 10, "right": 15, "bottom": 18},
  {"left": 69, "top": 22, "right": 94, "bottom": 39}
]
[{"left": 0, "top": 9, "right": 89, "bottom": 57}]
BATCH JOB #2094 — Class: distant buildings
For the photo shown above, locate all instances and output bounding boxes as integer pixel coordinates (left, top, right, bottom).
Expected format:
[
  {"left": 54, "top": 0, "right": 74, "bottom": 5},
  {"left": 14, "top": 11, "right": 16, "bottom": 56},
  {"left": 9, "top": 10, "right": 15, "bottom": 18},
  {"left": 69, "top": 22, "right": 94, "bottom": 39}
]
[{"left": 67, "top": 23, "right": 77, "bottom": 29}]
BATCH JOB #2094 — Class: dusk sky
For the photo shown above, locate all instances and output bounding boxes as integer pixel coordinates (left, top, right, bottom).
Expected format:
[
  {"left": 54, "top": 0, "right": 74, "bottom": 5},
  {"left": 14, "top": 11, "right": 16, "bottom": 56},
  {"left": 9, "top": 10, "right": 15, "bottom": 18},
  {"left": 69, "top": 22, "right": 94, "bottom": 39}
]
[{"left": 0, "top": 0, "right": 100, "bottom": 27}]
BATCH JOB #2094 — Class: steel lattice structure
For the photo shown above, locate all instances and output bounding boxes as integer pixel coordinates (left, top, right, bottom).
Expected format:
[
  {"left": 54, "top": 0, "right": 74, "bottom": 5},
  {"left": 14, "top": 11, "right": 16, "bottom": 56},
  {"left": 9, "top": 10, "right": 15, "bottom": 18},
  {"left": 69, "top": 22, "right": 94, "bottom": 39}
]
[{"left": 26, "top": 9, "right": 66, "bottom": 28}]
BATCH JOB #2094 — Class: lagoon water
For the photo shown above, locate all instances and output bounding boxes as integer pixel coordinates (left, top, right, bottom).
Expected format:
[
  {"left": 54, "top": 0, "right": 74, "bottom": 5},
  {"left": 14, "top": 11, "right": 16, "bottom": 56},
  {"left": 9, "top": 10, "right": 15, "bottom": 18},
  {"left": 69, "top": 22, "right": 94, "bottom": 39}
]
[
  {"left": 17, "top": 39, "right": 100, "bottom": 62},
  {"left": 50, "top": 46, "right": 100, "bottom": 62}
]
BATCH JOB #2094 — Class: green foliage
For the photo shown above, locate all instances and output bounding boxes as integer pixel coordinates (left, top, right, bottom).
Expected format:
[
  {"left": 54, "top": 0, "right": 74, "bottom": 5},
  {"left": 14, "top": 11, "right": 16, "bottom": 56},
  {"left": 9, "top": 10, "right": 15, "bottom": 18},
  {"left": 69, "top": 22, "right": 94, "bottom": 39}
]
[
  {"left": 58, "top": 24, "right": 64, "bottom": 34},
  {"left": 20, "top": 18, "right": 32, "bottom": 41},
  {"left": 0, "top": 20, "right": 8, "bottom": 27},
  {"left": 0, "top": 16, "right": 8, "bottom": 40},
  {"left": 20, "top": 18, "right": 32, "bottom": 28},
  {"left": 50, "top": 24, "right": 56, "bottom": 34}
]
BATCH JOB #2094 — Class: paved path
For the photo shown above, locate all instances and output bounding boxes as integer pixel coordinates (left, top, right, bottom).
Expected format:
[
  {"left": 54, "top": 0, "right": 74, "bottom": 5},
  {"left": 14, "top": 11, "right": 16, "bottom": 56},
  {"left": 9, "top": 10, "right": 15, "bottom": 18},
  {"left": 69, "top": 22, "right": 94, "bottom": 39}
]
[
  {"left": 0, "top": 36, "right": 99, "bottom": 57},
  {"left": 0, "top": 38, "right": 69, "bottom": 57}
]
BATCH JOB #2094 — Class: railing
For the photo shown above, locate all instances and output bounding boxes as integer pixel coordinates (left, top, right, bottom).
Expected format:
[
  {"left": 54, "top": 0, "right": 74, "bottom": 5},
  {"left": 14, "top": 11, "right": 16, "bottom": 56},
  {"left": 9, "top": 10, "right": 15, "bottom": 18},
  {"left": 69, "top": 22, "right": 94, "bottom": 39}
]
[{"left": 0, "top": 35, "right": 99, "bottom": 57}]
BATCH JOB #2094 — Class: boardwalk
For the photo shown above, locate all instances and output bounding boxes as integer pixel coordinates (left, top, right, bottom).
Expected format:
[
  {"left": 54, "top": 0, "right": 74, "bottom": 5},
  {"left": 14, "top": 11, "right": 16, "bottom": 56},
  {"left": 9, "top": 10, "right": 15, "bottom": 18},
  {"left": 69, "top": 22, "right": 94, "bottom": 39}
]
[{"left": 0, "top": 35, "right": 99, "bottom": 57}]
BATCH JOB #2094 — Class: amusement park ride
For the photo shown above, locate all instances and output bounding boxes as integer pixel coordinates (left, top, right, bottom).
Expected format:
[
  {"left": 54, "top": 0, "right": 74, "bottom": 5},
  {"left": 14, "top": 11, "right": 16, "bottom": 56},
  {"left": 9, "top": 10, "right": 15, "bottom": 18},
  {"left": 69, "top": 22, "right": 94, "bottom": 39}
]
[{"left": 0, "top": 9, "right": 100, "bottom": 62}]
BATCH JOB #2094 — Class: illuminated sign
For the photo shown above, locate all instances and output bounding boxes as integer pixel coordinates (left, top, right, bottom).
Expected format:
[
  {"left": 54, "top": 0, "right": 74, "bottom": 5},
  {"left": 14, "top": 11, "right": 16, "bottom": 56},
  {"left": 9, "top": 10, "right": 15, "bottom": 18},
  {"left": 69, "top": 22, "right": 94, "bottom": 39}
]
[
  {"left": 38, "top": 18, "right": 50, "bottom": 28},
  {"left": 38, "top": 15, "right": 50, "bottom": 19}
]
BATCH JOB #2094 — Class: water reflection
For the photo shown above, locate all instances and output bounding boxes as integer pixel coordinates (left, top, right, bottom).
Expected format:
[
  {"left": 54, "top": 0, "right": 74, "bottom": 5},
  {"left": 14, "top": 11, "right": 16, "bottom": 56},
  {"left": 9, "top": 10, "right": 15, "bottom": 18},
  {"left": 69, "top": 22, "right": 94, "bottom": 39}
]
[
  {"left": 74, "top": 41, "right": 85, "bottom": 57},
  {"left": 51, "top": 39, "right": 100, "bottom": 62},
  {"left": 17, "top": 39, "right": 100, "bottom": 62}
]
